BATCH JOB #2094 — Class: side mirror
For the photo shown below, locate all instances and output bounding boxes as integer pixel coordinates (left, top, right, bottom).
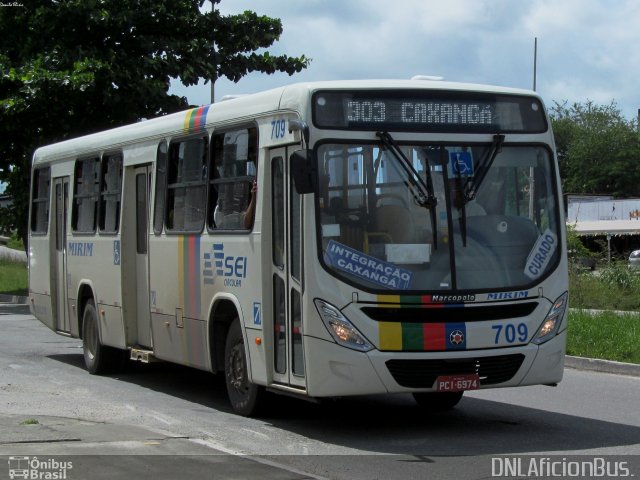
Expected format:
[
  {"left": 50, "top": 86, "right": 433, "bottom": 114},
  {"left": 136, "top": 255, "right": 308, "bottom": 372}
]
[{"left": 290, "top": 150, "right": 316, "bottom": 194}]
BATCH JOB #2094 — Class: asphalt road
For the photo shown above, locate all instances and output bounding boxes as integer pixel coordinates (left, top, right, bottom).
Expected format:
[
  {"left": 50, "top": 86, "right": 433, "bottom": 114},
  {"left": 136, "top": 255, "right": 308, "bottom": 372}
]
[{"left": 1, "top": 306, "right": 639, "bottom": 480}]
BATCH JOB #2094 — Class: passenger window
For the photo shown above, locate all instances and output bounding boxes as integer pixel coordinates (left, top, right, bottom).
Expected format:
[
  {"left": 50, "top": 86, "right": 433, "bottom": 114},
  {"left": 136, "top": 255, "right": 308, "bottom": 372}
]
[
  {"left": 30, "top": 167, "right": 51, "bottom": 234},
  {"left": 153, "top": 141, "right": 168, "bottom": 234},
  {"left": 208, "top": 127, "right": 258, "bottom": 231},
  {"left": 166, "top": 136, "right": 207, "bottom": 232},
  {"left": 99, "top": 153, "right": 123, "bottom": 233},
  {"left": 72, "top": 157, "right": 100, "bottom": 233}
]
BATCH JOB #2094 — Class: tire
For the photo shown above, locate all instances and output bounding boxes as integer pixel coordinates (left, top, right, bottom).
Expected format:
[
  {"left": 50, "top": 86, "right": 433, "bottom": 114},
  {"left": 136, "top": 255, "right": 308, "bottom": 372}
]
[
  {"left": 82, "top": 299, "right": 126, "bottom": 374},
  {"left": 412, "top": 391, "right": 464, "bottom": 411},
  {"left": 224, "top": 318, "right": 264, "bottom": 416}
]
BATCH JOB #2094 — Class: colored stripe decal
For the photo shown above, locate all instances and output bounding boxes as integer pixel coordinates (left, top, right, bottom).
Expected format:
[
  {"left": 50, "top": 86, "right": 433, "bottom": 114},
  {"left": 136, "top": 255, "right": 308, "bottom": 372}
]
[
  {"left": 424, "top": 323, "right": 446, "bottom": 350},
  {"left": 196, "top": 105, "right": 210, "bottom": 130},
  {"left": 378, "top": 322, "right": 467, "bottom": 351},
  {"left": 176, "top": 235, "right": 204, "bottom": 367},
  {"left": 378, "top": 295, "right": 401, "bottom": 303},
  {"left": 402, "top": 323, "right": 424, "bottom": 350},
  {"left": 178, "top": 236, "right": 185, "bottom": 310},
  {"left": 379, "top": 322, "right": 402, "bottom": 350},
  {"left": 376, "top": 294, "right": 465, "bottom": 308},
  {"left": 182, "top": 235, "right": 201, "bottom": 319},
  {"left": 177, "top": 235, "right": 201, "bottom": 319},
  {"left": 183, "top": 110, "right": 194, "bottom": 132},
  {"left": 183, "top": 105, "right": 210, "bottom": 133}
]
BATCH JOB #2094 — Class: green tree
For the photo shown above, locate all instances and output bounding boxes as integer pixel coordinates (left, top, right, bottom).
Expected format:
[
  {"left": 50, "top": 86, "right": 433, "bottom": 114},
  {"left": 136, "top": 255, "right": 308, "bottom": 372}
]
[
  {"left": 0, "top": 0, "right": 310, "bottom": 247},
  {"left": 550, "top": 101, "right": 640, "bottom": 197}
]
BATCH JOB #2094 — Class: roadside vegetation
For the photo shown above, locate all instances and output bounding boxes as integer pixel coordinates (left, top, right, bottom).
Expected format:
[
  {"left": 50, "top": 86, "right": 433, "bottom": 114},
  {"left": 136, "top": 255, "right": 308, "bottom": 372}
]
[
  {"left": 6, "top": 232, "right": 25, "bottom": 251},
  {"left": 569, "top": 262, "right": 640, "bottom": 311},
  {"left": 567, "top": 261, "right": 640, "bottom": 364},
  {"left": 0, "top": 259, "right": 27, "bottom": 296},
  {"left": 567, "top": 309, "right": 639, "bottom": 364},
  {"left": 0, "top": 232, "right": 27, "bottom": 296}
]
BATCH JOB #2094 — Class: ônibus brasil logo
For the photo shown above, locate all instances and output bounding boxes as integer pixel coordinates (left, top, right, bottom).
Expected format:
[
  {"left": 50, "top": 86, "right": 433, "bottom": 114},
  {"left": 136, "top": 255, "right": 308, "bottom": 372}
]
[{"left": 8, "top": 456, "right": 73, "bottom": 479}]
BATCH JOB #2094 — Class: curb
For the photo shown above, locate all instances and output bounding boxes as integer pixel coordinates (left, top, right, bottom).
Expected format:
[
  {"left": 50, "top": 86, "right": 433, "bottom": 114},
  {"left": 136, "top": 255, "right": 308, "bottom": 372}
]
[
  {"left": 0, "top": 245, "right": 27, "bottom": 264},
  {"left": 0, "top": 294, "right": 28, "bottom": 304},
  {"left": 569, "top": 307, "right": 640, "bottom": 316},
  {"left": 565, "top": 355, "right": 640, "bottom": 377}
]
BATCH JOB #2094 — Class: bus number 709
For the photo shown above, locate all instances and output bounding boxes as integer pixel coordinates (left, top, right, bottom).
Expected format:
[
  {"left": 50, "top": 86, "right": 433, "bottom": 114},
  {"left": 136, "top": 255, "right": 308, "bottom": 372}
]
[{"left": 492, "top": 324, "right": 528, "bottom": 344}]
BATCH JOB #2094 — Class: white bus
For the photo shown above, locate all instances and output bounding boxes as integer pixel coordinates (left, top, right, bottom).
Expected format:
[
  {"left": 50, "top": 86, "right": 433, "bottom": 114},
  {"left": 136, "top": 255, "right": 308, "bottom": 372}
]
[{"left": 29, "top": 79, "right": 568, "bottom": 415}]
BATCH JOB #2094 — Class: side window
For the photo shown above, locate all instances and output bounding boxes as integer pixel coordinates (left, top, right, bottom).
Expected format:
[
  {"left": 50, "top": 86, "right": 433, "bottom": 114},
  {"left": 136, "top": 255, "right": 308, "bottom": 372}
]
[
  {"left": 153, "top": 141, "right": 168, "bottom": 234},
  {"left": 290, "top": 166, "right": 302, "bottom": 281},
  {"left": 166, "top": 136, "right": 207, "bottom": 232},
  {"left": 99, "top": 153, "right": 123, "bottom": 233},
  {"left": 30, "top": 167, "right": 51, "bottom": 234},
  {"left": 208, "top": 127, "right": 258, "bottom": 231},
  {"left": 272, "top": 157, "right": 284, "bottom": 267},
  {"left": 72, "top": 157, "right": 100, "bottom": 233}
]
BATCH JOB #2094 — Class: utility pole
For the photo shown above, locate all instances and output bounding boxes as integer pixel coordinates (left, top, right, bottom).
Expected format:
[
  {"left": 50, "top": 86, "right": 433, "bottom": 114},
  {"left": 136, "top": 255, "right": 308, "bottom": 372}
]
[
  {"left": 533, "top": 37, "right": 537, "bottom": 91},
  {"left": 210, "top": 0, "right": 216, "bottom": 103}
]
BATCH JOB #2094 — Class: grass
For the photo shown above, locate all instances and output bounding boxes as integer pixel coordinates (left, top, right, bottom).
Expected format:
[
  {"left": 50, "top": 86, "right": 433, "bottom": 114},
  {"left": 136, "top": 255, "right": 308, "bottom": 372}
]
[
  {"left": 20, "top": 418, "right": 40, "bottom": 426},
  {"left": 567, "top": 262, "right": 640, "bottom": 364},
  {"left": 0, "top": 259, "right": 28, "bottom": 296},
  {"left": 567, "top": 310, "right": 640, "bottom": 364},
  {"left": 569, "top": 262, "right": 640, "bottom": 311},
  {"left": 7, "top": 233, "right": 25, "bottom": 251},
  {"left": 1, "top": 231, "right": 28, "bottom": 296}
]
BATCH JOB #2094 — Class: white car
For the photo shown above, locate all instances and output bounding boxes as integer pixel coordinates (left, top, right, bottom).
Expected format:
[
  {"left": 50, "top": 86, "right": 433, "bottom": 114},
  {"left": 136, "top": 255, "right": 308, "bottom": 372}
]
[{"left": 629, "top": 250, "right": 640, "bottom": 269}]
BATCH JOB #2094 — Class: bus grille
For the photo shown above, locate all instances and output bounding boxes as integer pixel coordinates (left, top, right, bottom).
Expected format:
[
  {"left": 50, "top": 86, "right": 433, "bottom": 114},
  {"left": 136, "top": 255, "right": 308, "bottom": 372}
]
[
  {"left": 385, "top": 354, "right": 525, "bottom": 388},
  {"left": 362, "top": 302, "right": 538, "bottom": 323}
]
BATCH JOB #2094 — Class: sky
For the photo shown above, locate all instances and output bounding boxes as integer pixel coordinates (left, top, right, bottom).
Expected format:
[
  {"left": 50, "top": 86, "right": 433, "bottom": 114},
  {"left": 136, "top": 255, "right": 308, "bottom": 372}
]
[{"left": 171, "top": 0, "right": 640, "bottom": 122}]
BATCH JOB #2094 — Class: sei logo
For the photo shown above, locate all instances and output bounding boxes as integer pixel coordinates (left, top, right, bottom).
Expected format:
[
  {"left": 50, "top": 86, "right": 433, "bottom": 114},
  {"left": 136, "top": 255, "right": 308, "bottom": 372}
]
[{"left": 203, "top": 243, "right": 248, "bottom": 287}]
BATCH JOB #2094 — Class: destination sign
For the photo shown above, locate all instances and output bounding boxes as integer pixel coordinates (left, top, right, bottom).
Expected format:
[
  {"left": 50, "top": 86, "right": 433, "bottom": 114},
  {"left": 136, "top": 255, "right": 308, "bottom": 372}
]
[{"left": 313, "top": 91, "right": 547, "bottom": 133}]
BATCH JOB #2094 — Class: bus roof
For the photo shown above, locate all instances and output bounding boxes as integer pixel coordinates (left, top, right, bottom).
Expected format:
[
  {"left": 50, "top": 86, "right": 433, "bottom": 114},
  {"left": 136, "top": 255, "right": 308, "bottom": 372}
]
[{"left": 32, "top": 79, "right": 540, "bottom": 165}]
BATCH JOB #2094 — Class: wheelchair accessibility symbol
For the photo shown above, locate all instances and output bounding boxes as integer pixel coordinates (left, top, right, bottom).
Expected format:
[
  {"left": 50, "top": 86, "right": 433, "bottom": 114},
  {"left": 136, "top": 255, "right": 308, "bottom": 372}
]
[{"left": 448, "top": 151, "right": 474, "bottom": 178}]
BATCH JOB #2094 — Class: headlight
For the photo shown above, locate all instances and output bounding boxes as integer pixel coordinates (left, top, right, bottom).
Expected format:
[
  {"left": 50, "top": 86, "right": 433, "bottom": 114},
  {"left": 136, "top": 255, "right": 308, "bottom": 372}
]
[
  {"left": 314, "top": 299, "right": 374, "bottom": 352},
  {"left": 532, "top": 292, "right": 568, "bottom": 345}
]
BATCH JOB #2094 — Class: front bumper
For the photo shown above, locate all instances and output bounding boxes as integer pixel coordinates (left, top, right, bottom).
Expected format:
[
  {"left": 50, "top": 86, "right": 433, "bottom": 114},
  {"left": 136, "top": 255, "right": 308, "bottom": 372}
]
[{"left": 304, "top": 329, "right": 566, "bottom": 397}]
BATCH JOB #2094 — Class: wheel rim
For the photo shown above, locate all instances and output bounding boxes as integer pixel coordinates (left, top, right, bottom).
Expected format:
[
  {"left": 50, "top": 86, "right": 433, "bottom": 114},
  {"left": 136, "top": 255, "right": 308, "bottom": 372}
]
[
  {"left": 227, "top": 342, "right": 248, "bottom": 395},
  {"left": 84, "top": 312, "right": 97, "bottom": 360}
]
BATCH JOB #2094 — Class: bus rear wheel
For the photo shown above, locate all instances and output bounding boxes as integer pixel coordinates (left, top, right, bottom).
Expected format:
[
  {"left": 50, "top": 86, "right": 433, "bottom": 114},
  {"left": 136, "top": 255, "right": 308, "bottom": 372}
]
[
  {"left": 412, "top": 391, "right": 464, "bottom": 411},
  {"left": 224, "top": 318, "right": 264, "bottom": 416},
  {"left": 82, "top": 299, "right": 125, "bottom": 374}
]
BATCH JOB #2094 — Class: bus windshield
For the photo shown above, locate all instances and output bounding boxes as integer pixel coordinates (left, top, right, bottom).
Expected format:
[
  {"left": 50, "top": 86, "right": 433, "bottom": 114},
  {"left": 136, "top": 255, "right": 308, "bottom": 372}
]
[{"left": 316, "top": 141, "right": 561, "bottom": 292}]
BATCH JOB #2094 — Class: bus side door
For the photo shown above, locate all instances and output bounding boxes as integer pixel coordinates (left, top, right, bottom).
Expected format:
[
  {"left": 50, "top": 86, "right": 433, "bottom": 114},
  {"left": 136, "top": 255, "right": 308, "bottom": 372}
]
[
  {"left": 270, "top": 147, "right": 306, "bottom": 390},
  {"left": 52, "top": 177, "right": 70, "bottom": 333}
]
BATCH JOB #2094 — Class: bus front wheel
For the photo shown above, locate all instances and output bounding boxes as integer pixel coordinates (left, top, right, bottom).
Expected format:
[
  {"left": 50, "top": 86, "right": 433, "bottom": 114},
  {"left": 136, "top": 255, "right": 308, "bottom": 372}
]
[
  {"left": 412, "top": 391, "right": 464, "bottom": 411},
  {"left": 224, "top": 318, "right": 264, "bottom": 416},
  {"left": 82, "top": 299, "right": 125, "bottom": 374}
]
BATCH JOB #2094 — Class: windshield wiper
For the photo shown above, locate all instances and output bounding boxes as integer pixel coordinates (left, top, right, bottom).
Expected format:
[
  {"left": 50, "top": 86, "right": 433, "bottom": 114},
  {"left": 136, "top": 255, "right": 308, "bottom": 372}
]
[
  {"left": 454, "top": 163, "right": 468, "bottom": 248},
  {"left": 376, "top": 131, "right": 438, "bottom": 248},
  {"left": 463, "top": 133, "right": 505, "bottom": 202}
]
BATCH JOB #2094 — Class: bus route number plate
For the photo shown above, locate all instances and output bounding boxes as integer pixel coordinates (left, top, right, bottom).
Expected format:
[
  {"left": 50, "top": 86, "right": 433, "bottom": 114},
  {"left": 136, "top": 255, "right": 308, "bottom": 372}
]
[{"left": 435, "top": 374, "right": 480, "bottom": 392}]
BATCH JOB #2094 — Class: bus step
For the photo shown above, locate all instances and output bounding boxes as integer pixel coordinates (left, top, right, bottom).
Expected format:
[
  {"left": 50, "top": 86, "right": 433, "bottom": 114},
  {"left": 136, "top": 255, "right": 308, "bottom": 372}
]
[{"left": 130, "top": 348, "right": 157, "bottom": 363}]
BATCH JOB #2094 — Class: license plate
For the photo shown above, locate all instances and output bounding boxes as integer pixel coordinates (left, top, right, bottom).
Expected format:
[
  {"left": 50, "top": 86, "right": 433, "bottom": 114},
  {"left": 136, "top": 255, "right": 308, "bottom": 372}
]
[{"left": 435, "top": 374, "right": 480, "bottom": 392}]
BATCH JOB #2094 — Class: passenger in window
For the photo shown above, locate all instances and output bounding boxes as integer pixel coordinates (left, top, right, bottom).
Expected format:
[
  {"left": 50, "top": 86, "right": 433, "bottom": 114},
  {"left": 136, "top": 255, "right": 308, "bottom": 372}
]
[
  {"left": 213, "top": 180, "right": 257, "bottom": 230},
  {"left": 243, "top": 180, "right": 257, "bottom": 229}
]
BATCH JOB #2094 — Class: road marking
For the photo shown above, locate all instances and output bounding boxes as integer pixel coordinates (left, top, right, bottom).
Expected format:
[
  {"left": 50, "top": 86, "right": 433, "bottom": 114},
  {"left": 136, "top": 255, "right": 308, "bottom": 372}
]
[{"left": 190, "top": 437, "right": 330, "bottom": 480}]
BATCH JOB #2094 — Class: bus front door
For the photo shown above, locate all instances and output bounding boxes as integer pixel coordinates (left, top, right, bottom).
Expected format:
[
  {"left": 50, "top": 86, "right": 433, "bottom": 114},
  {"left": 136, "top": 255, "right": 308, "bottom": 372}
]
[
  {"left": 52, "top": 177, "right": 70, "bottom": 333},
  {"left": 270, "top": 148, "right": 306, "bottom": 390},
  {"left": 134, "top": 166, "right": 152, "bottom": 347}
]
